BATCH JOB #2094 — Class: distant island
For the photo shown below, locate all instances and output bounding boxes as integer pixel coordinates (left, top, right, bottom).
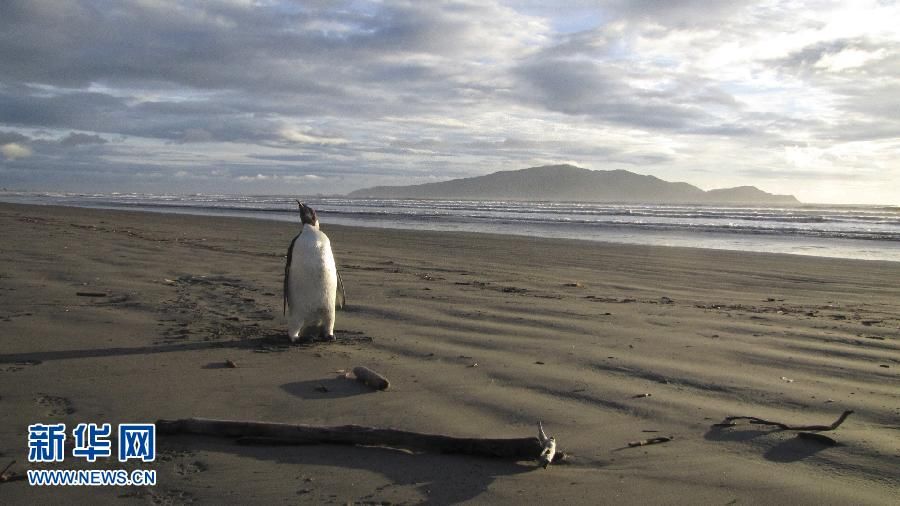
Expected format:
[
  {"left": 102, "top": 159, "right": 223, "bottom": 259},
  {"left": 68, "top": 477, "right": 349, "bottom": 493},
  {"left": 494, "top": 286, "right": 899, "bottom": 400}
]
[{"left": 348, "top": 165, "right": 800, "bottom": 205}]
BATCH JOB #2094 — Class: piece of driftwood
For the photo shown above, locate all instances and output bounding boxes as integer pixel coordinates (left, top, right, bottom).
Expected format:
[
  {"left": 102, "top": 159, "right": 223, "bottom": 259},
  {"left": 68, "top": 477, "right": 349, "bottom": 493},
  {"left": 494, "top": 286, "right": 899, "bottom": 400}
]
[
  {"left": 76, "top": 291, "right": 108, "bottom": 297},
  {"left": 627, "top": 436, "right": 673, "bottom": 447},
  {"left": 0, "top": 460, "right": 13, "bottom": 476},
  {"left": 0, "top": 460, "right": 24, "bottom": 483},
  {"left": 713, "top": 410, "right": 853, "bottom": 431},
  {"left": 156, "top": 417, "right": 565, "bottom": 465},
  {"left": 537, "top": 422, "right": 556, "bottom": 468},
  {"left": 353, "top": 366, "right": 390, "bottom": 390}
]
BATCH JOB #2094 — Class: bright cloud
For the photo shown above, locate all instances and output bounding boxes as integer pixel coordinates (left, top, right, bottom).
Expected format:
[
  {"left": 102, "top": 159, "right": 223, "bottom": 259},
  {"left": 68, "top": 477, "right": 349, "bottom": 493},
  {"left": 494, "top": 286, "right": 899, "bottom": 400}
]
[
  {"left": 279, "top": 127, "right": 347, "bottom": 146},
  {"left": 1, "top": 142, "right": 32, "bottom": 160}
]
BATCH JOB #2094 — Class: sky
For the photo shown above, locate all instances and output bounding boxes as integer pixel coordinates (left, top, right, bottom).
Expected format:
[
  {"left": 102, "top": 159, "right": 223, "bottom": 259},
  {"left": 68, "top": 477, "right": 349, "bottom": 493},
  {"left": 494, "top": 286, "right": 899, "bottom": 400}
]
[{"left": 1, "top": 0, "right": 898, "bottom": 204}]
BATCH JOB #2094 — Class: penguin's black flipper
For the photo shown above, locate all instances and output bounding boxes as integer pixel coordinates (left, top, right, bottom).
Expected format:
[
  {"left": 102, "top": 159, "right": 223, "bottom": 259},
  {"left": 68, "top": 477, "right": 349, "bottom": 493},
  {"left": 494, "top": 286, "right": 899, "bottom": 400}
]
[
  {"left": 335, "top": 269, "right": 346, "bottom": 310},
  {"left": 284, "top": 233, "right": 300, "bottom": 316}
]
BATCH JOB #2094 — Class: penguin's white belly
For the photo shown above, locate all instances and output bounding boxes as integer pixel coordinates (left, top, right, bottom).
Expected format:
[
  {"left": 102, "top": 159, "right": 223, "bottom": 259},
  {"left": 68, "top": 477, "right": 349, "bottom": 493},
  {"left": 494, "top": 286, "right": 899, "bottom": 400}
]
[{"left": 287, "top": 228, "right": 337, "bottom": 340}]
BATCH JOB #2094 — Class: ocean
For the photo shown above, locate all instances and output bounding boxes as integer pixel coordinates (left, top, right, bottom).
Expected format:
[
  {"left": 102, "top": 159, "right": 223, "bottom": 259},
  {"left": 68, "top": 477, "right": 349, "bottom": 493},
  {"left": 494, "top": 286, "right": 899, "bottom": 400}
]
[{"left": 2, "top": 191, "right": 898, "bottom": 262}]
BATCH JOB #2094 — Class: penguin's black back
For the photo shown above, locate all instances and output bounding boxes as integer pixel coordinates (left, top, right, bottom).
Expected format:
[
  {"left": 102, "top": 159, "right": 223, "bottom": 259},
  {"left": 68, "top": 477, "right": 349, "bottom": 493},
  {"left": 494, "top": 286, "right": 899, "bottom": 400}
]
[{"left": 283, "top": 231, "right": 301, "bottom": 315}]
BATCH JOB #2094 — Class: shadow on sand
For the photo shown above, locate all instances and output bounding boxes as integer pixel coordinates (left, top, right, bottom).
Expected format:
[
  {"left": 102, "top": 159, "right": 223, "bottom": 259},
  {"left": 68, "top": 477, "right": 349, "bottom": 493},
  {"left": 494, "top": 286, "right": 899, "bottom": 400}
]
[
  {"left": 0, "top": 329, "right": 370, "bottom": 365},
  {"left": 280, "top": 378, "right": 374, "bottom": 399},
  {"left": 0, "top": 336, "right": 287, "bottom": 365},
  {"left": 704, "top": 426, "right": 833, "bottom": 463},
  {"left": 159, "top": 434, "right": 536, "bottom": 505}
]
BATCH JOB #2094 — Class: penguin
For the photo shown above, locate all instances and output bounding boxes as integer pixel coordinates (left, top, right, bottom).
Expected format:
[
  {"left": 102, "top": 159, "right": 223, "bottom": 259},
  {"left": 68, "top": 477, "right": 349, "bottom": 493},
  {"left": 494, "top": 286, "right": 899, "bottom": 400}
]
[{"left": 283, "top": 201, "right": 345, "bottom": 342}]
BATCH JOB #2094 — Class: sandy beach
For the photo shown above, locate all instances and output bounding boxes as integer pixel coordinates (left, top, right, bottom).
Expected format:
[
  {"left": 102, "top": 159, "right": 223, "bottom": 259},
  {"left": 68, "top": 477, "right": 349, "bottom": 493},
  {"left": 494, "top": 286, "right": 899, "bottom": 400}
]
[{"left": 1, "top": 202, "right": 897, "bottom": 505}]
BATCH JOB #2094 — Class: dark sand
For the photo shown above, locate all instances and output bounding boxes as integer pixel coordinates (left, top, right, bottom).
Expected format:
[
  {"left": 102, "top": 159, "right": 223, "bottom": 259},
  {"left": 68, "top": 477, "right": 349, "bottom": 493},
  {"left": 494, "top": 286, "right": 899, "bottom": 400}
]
[{"left": 1, "top": 202, "right": 898, "bottom": 504}]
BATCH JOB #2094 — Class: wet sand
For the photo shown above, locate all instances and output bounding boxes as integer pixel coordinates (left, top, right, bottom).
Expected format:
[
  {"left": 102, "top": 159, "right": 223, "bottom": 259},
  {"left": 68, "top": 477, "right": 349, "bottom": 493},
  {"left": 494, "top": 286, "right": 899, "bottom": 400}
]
[{"left": 1, "top": 202, "right": 898, "bottom": 504}]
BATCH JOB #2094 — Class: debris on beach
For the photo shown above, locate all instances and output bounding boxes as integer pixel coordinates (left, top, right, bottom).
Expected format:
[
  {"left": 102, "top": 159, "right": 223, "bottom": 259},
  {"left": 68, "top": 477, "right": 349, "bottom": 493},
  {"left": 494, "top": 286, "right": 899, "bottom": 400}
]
[
  {"left": 352, "top": 366, "right": 390, "bottom": 390},
  {"left": 0, "top": 460, "right": 23, "bottom": 483},
  {"left": 627, "top": 436, "right": 673, "bottom": 447},
  {"left": 156, "top": 417, "right": 567, "bottom": 467},
  {"left": 537, "top": 422, "right": 556, "bottom": 468},
  {"left": 712, "top": 410, "right": 853, "bottom": 432},
  {"left": 224, "top": 359, "right": 237, "bottom": 368}
]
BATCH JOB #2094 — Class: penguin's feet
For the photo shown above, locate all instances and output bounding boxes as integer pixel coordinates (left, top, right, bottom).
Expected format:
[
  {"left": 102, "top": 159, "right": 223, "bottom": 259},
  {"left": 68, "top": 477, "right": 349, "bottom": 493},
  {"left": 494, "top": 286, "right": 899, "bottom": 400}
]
[
  {"left": 290, "top": 332, "right": 315, "bottom": 344},
  {"left": 319, "top": 334, "right": 336, "bottom": 342}
]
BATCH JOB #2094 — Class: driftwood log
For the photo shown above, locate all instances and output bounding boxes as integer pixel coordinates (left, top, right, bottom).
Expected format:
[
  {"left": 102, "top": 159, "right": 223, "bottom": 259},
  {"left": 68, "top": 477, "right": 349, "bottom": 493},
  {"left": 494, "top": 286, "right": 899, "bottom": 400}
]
[{"left": 156, "top": 418, "right": 565, "bottom": 465}]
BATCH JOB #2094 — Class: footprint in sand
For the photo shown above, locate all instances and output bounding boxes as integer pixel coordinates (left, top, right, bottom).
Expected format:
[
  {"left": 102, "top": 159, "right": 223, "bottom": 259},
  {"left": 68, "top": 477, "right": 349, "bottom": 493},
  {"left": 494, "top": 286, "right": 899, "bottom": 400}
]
[
  {"left": 1, "top": 359, "right": 42, "bottom": 373},
  {"left": 35, "top": 394, "right": 75, "bottom": 417},
  {"left": 155, "top": 448, "right": 193, "bottom": 462},
  {"left": 174, "top": 459, "right": 209, "bottom": 476},
  {"left": 147, "top": 488, "right": 197, "bottom": 505}
]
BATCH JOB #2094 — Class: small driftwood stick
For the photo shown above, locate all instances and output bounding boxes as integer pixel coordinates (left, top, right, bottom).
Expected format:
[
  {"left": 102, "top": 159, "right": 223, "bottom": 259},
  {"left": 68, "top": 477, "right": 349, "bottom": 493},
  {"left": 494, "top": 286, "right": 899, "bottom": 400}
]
[
  {"left": 713, "top": 410, "right": 853, "bottom": 431},
  {"left": 76, "top": 291, "right": 108, "bottom": 297},
  {"left": 353, "top": 366, "right": 390, "bottom": 390},
  {"left": 157, "top": 418, "right": 562, "bottom": 462},
  {"left": 0, "top": 460, "right": 24, "bottom": 483},
  {"left": 628, "top": 436, "right": 673, "bottom": 447}
]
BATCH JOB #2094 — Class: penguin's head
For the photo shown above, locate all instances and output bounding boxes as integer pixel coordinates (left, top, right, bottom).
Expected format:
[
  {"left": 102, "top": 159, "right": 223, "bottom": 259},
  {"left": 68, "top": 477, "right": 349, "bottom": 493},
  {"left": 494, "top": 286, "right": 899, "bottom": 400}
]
[{"left": 296, "top": 200, "right": 319, "bottom": 228}]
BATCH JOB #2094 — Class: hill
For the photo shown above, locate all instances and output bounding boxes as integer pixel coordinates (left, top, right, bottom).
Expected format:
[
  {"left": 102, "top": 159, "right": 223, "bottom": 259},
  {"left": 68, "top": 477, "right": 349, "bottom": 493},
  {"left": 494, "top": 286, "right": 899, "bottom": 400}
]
[{"left": 348, "top": 165, "right": 800, "bottom": 204}]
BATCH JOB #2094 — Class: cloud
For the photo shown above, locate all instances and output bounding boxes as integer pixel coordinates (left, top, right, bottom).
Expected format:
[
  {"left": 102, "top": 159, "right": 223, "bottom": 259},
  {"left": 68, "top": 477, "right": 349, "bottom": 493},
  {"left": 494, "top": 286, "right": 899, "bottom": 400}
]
[
  {"left": 60, "top": 132, "right": 107, "bottom": 147},
  {"left": 0, "top": 130, "right": 30, "bottom": 144},
  {"left": 0, "top": 1, "right": 897, "bottom": 203},
  {"left": 1, "top": 142, "right": 32, "bottom": 160},
  {"left": 235, "top": 173, "right": 322, "bottom": 182},
  {"left": 278, "top": 127, "right": 347, "bottom": 146},
  {"left": 513, "top": 57, "right": 713, "bottom": 130},
  {"left": 607, "top": 0, "right": 751, "bottom": 25},
  {"left": 814, "top": 47, "right": 886, "bottom": 72}
]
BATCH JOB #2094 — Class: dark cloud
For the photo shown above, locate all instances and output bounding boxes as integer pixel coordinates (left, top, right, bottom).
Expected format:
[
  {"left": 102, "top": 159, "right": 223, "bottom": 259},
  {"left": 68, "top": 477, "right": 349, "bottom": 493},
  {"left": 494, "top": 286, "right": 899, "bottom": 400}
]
[
  {"left": 0, "top": 130, "right": 30, "bottom": 144},
  {"left": 0, "top": 87, "right": 125, "bottom": 132},
  {"left": 607, "top": 0, "right": 751, "bottom": 26},
  {"left": 513, "top": 57, "right": 714, "bottom": 130},
  {"left": 60, "top": 132, "right": 107, "bottom": 147}
]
